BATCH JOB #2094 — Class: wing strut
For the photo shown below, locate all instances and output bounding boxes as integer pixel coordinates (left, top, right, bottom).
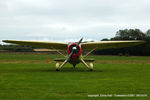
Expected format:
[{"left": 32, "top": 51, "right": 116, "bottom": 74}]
[
  {"left": 55, "top": 50, "right": 66, "bottom": 58},
  {"left": 83, "top": 47, "right": 97, "bottom": 58}
]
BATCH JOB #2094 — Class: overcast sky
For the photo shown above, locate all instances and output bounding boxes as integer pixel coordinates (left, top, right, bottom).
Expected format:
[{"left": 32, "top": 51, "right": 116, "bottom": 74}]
[{"left": 1, "top": 0, "right": 150, "bottom": 44}]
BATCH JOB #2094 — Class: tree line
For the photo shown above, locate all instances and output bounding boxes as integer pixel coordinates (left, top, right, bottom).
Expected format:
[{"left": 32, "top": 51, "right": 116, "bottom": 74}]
[
  {"left": 0, "top": 45, "right": 33, "bottom": 52},
  {"left": 95, "top": 29, "right": 150, "bottom": 56}
]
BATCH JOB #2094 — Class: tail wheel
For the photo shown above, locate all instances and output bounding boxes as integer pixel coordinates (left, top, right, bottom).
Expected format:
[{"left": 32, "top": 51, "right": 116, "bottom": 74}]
[
  {"left": 89, "top": 63, "right": 93, "bottom": 71},
  {"left": 56, "top": 62, "right": 60, "bottom": 71}
]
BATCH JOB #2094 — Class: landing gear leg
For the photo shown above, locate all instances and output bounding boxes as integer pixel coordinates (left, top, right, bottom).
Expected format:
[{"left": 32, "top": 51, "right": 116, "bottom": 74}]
[
  {"left": 55, "top": 60, "right": 68, "bottom": 71},
  {"left": 80, "top": 58, "right": 93, "bottom": 71}
]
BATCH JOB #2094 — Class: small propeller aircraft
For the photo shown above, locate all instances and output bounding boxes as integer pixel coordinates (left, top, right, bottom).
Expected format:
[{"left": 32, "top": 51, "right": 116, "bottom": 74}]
[{"left": 3, "top": 38, "right": 145, "bottom": 71}]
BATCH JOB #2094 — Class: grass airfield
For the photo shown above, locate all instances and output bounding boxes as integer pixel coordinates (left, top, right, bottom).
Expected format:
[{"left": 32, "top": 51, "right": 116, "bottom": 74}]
[{"left": 0, "top": 53, "right": 150, "bottom": 100}]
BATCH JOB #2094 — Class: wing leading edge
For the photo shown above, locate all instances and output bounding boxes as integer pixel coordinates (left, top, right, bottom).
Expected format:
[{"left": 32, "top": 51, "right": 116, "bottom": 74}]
[
  {"left": 81, "top": 40, "right": 145, "bottom": 51},
  {"left": 2, "top": 40, "right": 67, "bottom": 50},
  {"left": 3, "top": 40, "right": 145, "bottom": 51}
]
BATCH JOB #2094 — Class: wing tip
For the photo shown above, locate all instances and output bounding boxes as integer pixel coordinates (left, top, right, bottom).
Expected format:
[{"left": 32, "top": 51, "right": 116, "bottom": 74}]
[
  {"left": 137, "top": 40, "right": 146, "bottom": 44},
  {"left": 2, "top": 40, "right": 8, "bottom": 42},
  {"left": 2, "top": 40, "right": 16, "bottom": 43}
]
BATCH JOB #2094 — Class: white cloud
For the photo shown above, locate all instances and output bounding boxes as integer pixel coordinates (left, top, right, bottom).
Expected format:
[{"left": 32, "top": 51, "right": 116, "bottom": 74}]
[{"left": 1, "top": 0, "right": 150, "bottom": 44}]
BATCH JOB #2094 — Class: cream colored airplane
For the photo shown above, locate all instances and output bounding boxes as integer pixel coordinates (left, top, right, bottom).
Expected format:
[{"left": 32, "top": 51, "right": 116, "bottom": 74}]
[{"left": 3, "top": 38, "right": 145, "bottom": 71}]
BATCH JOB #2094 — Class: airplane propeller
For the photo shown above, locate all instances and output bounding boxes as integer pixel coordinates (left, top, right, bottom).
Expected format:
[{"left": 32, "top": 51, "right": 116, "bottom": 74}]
[
  {"left": 56, "top": 37, "right": 83, "bottom": 71},
  {"left": 67, "top": 37, "right": 83, "bottom": 61}
]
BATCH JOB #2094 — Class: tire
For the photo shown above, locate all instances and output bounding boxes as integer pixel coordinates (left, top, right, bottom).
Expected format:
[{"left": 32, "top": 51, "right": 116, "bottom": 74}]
[
  {"left": 89, "top": 63, "right": 93, "bottom": 71},
  {"left": 56, "top": 63, "right": 60, "bottom": 71}
]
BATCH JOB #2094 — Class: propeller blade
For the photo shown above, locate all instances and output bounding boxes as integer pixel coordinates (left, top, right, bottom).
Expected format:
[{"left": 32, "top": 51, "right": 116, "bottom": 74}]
[
  {"left": 57, "top": 50, "right": 74, "bottom": 70},
  {"left": 67, "top": 51, "right": 74, "bottom": 61},
  {"left": 77, "top": 37, "right": 83, "bottom": 46}
]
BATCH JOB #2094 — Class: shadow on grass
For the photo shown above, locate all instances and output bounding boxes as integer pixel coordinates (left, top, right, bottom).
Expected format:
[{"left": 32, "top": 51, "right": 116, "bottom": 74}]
[{"left": 0, "top": 67, "right": 103, "bottom": 73}]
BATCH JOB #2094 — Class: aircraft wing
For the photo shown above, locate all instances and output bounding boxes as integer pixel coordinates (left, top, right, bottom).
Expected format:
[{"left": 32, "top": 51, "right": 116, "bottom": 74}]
[
  {"left": 81, "top": 40, "right": 145, "bottom": 51},
  {"left": 2, "top": 40, "right": 67, "bottom": 50}
]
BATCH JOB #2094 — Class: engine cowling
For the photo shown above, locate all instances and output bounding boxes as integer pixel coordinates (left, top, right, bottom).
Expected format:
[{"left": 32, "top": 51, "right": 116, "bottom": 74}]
[{"left": 67, "top": 43, "right": 82, "bottom": 59}]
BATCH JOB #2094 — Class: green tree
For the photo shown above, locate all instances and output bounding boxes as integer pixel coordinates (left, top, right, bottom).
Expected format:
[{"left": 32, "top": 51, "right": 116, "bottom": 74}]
[
  {"left": 101, "top": 38, "right": 109, "bottom": 41},
  {"left": 112, "top": 29, "right": 146, "bottom": 40},
  {"left": 146, "top": 29, "right": 150, "bottom": 37}
]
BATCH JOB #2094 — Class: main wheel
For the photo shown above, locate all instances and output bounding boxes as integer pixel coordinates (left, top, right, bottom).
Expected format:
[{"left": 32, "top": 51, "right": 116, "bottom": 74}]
[
  {"left": 89, "top": 63, "right": 93, "bottom": 71},
  {"left": 56, "top": 63, "right": 60, "bottom": 71}
]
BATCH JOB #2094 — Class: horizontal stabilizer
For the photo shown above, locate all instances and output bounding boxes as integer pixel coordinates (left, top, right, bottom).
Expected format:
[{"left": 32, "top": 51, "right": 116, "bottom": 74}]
[
  {"left": 83, "top": 59, "right": 95, "bottom": 62},
  {"left": 54, "top": 58, "right": 95, "bottom": 62}
]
